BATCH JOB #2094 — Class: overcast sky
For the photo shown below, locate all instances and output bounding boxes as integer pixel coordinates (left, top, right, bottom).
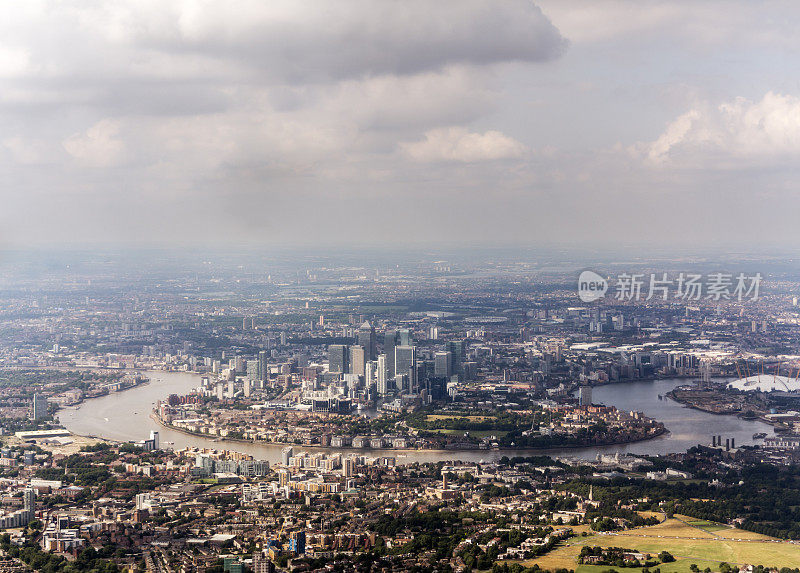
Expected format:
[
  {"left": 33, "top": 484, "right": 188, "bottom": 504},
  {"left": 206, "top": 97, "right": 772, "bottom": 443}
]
[{"left": 3, "top": 1, "right": 800, "bottom": 251}]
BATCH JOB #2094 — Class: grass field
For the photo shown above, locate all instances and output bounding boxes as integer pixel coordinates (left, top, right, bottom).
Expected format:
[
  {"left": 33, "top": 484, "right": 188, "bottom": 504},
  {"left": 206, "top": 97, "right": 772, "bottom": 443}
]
[
  {"left": 429, "top": 428, "right": 509, "bottom": 438},
  {"left": 683, "top": 518, "right": 730, "bottom": 533},
  {"left": 521, "top": 515, "right": 800, "bottom": 572},
  {"left": 612, "top": 517, "right": 715, "bottom": 540},
  {"left": 426, "top": 414, "right": 493, "bottom": 422}
]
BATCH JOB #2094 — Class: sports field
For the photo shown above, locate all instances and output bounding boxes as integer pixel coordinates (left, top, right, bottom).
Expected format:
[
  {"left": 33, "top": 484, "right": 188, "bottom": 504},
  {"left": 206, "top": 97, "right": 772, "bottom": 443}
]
[{"left": 522, "top": 514, "right": 800, "bottom": 572}]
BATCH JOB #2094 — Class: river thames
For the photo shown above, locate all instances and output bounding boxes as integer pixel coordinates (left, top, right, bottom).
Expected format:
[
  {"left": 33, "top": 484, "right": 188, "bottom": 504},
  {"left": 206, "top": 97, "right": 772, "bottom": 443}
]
[{"left": 60, "top": 371, "right": 774, "bottom": 465}]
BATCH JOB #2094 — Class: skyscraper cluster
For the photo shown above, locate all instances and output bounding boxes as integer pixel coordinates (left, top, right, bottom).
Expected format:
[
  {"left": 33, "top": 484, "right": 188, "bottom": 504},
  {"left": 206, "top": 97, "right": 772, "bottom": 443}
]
[{"left": 325, "top": 326, "right": 467, "bottom": 401}]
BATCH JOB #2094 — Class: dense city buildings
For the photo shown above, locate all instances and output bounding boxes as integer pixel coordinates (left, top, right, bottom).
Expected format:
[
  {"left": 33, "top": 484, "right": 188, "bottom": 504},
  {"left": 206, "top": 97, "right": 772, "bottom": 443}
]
[
  {"left": 4, "top": 0, "right": 800, "bottom": 570},
  {"left": 0, "top": 251, "right": 797, "bottom": 570}
]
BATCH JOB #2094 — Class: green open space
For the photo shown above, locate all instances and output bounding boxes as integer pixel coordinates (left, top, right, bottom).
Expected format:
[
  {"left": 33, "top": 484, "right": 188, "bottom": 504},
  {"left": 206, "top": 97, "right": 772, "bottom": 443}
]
[{"left": 522, "top": 516, "right": 800, "bottom": 572}]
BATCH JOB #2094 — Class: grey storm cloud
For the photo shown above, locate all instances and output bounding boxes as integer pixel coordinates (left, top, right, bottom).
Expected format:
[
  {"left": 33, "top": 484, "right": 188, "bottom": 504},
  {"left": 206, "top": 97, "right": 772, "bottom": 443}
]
[
  {"left": 0, "top": 1, "right": 566, "bottom": 104},
  {"left": 137, "top": 0, "right": 567, "bottom": 81}
]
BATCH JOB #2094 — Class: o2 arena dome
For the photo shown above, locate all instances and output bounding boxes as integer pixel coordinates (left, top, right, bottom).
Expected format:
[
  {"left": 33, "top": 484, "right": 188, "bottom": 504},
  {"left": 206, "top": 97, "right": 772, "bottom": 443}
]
[{"left": 727, "top": 374, "right": 800, "bottom": 392}]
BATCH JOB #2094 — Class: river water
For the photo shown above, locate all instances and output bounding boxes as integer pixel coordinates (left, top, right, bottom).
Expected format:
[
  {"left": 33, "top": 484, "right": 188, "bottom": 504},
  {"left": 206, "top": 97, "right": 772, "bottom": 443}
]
[{"left": 60, "top": 372, "right": 774, "bottom": 465}]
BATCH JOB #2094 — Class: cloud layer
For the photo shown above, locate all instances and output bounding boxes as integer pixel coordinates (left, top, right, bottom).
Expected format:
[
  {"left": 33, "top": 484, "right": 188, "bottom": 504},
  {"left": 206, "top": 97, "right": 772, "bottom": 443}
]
[
  {"left": 2, "top": 1, "right": 800, "bottom": 250},
  {"left": 642, "top": 92, "right": 800, "bottom": 166},
  {"left": 401, "top": 128, "right": 527, "bottom": 163}
]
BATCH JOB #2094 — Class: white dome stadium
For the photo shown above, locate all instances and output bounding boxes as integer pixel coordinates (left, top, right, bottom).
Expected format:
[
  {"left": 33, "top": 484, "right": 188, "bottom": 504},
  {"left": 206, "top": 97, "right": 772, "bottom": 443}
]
[{"left": 727, "top": 374, "right": 800, "bottom": 393}]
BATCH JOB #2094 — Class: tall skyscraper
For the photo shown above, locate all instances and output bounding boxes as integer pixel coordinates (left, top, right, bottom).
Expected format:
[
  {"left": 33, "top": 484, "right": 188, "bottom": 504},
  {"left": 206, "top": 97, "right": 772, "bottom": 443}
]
[
  {"left": 343, "top": 457, "right": 355, "bottom": 477},
  {"left": 258, "top": 350, "right": 269, "bottom": 384},
  {"left": 447, "top": 340, "right": 465, "bottom": 375},
  {"left": 395, "top": 345, "right": 416, "bottom": 391},
  {"left": 384, "top": 330, "right": 396, "bottom": 379},
  {"left": 578, "top": 385, "right": 592, "bottom": 406},
  {"left": 246, "top": 359, "right": 260, "bottom": 382},
  {"left": 281, "top": 446, "right": 294, "bottom": 466},
  {"left": 32, "top": 394, "right": 48, "bottom": 420},
  {"left": 349, "top": 345, "right": 365, "bottom": 377},
  {"left": 434, "top": 351, "right": 453, "bottom": 379},
  {"left": 398, "top": 328, "right": 412, "bottom": 346},
  {"left": 328, "top": 344, "right": 348, "bottom": 374},
  {"left": 149, "top": 430, "right": 160, "bottom": 450},
  {"left": 376, "top": 354, "right": 388, "bottom": 396},
  {"left": 23, "top": 488, "right": 35, "bottom": 520},
  {"left": 394, "top": 373, "right": 409, "bottom": 393},
  {"left": 357, "top": 321, "right": 376, "bottom": 360}
]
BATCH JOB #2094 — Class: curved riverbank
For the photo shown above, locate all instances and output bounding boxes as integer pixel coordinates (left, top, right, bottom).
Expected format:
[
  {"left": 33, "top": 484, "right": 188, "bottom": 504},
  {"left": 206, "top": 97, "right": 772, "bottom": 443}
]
[
  {"left": 666, "top": 387, "right": 787, "bottom": 432},
  {"left": 666, "top": 388, "right": 741, "bottom": 416},
  {"left": 150, "top": 410, "right": 669, "bottom": 453},
  {"left": 62, "top": 372, "right": 775, "bottom": 464},
  {"left": 55, "top": 378, "right": 150, "bottom": 415}
]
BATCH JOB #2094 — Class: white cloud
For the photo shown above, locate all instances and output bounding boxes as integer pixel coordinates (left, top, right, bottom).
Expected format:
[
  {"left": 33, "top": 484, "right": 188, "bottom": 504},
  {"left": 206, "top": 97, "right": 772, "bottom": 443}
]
[
  {"left": 0, "top": 1, "right": 560, "bottom": 178},
  {"left": 400, "top": 127, "right": 527, "bottom": 162},
  {"left": 639, "top": 92, "right": 800, "bottom": 166},
  {"left": 321, "top": 67, "right": 495, "bottom": 131},
  {"left": 12, "top": 1, "right": 800, "bottom": 249},
  {"left": 644, "top": 109, "right": 703, "bottom": 164},
  {"left": 63, "top": 119, "right": 126, "bottom": 167}
]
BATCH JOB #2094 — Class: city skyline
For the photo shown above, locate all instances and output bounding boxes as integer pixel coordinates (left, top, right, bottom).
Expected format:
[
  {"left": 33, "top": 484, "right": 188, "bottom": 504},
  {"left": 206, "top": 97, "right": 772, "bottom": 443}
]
[{"left": 5, "top": 4, "right": 800, "bottom": 571}]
